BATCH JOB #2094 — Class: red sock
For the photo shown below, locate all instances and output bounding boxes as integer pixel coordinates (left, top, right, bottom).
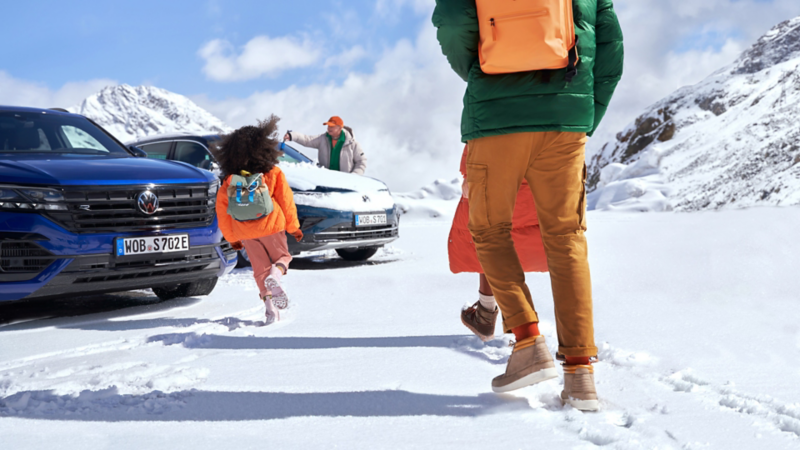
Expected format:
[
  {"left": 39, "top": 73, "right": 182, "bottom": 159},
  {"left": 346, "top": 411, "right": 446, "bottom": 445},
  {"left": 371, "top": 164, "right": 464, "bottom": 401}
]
[
  {"left": 511, "top": 322, "right": 540, "bottom": 341},
  {"left": 565, "top": 356, "right": 591, "bottom": 366}
]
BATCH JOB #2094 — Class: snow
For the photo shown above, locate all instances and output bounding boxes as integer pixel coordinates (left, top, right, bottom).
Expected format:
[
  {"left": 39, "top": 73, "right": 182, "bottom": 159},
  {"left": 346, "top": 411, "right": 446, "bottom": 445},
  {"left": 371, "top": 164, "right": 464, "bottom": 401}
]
[
  {"left": 280, "top": 162, "right": 395, "bottom": 212},
  {"left": 393, "top": 177, "right": 462, "bottom": 219},
  {"left": 588, "top": 148, "right": 672, "bottom": 212},
  {"left": 2, "top": 207, "right": 800, "bottom": 449}
]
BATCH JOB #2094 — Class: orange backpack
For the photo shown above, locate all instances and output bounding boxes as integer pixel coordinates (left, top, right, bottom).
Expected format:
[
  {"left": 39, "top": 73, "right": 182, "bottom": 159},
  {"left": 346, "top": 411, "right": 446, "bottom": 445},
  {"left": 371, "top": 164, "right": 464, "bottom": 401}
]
[{"left": 476, "top": 0, "right": 579, "bottom": 80}]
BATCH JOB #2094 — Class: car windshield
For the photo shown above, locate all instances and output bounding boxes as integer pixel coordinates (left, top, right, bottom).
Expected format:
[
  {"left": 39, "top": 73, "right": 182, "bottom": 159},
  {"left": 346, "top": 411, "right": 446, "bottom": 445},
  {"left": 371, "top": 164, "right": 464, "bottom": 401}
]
[
  {"left": 0, "top": 111, "right": 128, "bottom": 156},
  {"left": 279, "top": 142, "right": 312, "bottom": 164}
]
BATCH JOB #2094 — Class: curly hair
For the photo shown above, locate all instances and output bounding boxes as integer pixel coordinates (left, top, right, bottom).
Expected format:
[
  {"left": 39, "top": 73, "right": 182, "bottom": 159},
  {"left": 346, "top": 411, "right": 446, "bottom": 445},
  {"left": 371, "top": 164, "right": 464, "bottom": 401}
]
[{"left": 212, "top": 115, "right": 282, "bottom": 177}]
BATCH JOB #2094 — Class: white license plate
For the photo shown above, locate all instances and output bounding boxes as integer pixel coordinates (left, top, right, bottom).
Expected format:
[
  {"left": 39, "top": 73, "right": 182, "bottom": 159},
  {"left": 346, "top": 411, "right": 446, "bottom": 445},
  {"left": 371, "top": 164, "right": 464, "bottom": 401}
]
[
  {"left": 116, "top": 234, "right": 190, "bottom": 256},
  {"left": 355, "top": 213, "right": 387, "bottom": 227}
]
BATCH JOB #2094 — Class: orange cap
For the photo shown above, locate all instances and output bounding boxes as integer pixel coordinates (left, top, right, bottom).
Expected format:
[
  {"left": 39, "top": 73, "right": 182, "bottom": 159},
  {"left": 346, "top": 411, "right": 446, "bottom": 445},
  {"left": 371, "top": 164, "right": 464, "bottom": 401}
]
[{"left": 323, "top": 116, "right": 344, "bottom": 127}]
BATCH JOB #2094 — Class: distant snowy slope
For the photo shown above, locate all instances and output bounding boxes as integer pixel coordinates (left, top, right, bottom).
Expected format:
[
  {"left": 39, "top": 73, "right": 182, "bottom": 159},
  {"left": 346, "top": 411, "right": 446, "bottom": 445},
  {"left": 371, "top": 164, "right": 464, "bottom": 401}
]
[
  {"left": 394, "top": 177, "right": 462, "bottom": 219},
  {"left": 589, "top": 16, "right": 800, "bottom": 212},
  {"left": 69, "top": 85, "right": 232, "bottom": 142}
]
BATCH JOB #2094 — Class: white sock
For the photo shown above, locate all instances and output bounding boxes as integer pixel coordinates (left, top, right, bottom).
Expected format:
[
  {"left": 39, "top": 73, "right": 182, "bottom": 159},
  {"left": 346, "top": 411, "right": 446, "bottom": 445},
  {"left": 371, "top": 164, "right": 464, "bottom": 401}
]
[{"left": 478, "top": 292, "right": 497, "bottom": 310}]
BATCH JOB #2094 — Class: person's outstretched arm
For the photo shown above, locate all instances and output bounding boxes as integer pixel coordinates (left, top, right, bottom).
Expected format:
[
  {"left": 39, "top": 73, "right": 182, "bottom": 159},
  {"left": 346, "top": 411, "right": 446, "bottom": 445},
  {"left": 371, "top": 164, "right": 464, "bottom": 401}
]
[
  {"left": 287, "top": 132, "right": 326, "bottom": 149},
  {"left": 351, "top": 140, "right": 367, "bottom": 175},
  {"left": 591, "top": 0, "right": 624, "bottom": 136},
  {"left": 432, "top": 0, "right": 479, "bottom": 82}
]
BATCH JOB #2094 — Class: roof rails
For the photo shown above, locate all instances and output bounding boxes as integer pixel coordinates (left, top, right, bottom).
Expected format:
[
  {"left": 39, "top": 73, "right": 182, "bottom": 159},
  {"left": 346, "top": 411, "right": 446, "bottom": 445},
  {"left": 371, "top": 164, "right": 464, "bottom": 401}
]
[{"left": 48, "top": 108, "right": 70, "bottom": 113}]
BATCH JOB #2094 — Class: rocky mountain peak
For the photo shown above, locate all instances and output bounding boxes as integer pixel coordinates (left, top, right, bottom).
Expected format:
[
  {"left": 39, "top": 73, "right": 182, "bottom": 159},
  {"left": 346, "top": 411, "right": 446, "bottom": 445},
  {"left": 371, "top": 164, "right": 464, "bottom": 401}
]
[
  {"left": 69, "top": 84, "right": 232, "bottom": 142},
  {"left": 733, "top": 16, "right": 800, "bottom": 75}
]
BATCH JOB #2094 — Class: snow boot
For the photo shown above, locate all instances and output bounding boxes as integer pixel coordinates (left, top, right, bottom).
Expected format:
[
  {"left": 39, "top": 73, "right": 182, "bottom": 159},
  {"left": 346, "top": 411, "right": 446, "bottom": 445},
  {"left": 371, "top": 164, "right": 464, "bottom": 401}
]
[
  {"left": 492, "top": 335, "right": 558, "bottom": 393},
  {"left": 461, "top": 301, "right": 498, "bottom": 341},
  {"left": 265, "top": 265, "right": 289, "bottom": 310},
  {"left": 260, "top": 293, "right": 280, "bottom": 325},
  {"left": 561, "top": 365, "right": 599, "bottom": 411}
]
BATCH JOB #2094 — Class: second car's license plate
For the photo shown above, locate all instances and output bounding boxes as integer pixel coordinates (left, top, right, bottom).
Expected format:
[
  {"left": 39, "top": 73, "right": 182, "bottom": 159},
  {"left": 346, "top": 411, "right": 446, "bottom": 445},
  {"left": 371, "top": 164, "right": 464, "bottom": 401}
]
[
  {"left": 116, "top": 234, "right": 189, "bottom": 256},
  {"left": 355, "top": 213, "right": 387, "bottom": 227}
]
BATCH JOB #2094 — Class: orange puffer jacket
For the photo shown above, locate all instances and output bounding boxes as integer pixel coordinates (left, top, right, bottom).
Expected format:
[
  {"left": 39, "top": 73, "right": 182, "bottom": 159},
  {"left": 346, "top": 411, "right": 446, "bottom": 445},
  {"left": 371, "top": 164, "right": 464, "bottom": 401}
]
[
  {"left": 448, "top": 145, "right": 548, "bottom": 274},
  {"left": 215, "top": 166, "right": 300, "bottom": 243}
]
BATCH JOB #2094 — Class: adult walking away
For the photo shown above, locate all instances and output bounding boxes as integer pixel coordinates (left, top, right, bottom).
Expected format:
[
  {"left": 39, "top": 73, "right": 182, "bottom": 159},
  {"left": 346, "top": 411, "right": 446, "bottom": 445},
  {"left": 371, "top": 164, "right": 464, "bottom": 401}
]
[
  {"left": 283, "top": 116, "right": 367, "bottom": 175},
  {"left": 433, "top": 0, "right": 623, "bottom": 411},
  {"left": 450, "top": 144, "right": 548, "bottom": 342}
]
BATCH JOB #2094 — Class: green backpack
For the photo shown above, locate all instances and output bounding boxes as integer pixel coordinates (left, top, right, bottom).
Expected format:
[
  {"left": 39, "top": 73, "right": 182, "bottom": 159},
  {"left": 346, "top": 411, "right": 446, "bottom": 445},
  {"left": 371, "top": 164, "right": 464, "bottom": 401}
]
[{"left": 226, "top": 173, "right": 274, "bottom": 221}]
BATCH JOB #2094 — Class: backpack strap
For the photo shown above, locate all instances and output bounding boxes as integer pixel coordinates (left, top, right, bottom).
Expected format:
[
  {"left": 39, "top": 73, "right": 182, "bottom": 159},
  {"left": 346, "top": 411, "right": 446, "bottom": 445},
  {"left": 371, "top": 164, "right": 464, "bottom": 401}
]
[
  {"left": 247, "top": 178, "right": 259, "bottom": 203},
  {"left": 565, "top": 36, "right": 580, "bottom": 83}
]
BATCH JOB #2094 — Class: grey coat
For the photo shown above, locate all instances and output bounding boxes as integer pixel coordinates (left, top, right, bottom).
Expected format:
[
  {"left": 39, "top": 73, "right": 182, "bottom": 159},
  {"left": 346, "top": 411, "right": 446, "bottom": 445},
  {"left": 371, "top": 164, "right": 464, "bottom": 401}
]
[{"left": 289, "top": 129, "right": 367, "bottom": 175}]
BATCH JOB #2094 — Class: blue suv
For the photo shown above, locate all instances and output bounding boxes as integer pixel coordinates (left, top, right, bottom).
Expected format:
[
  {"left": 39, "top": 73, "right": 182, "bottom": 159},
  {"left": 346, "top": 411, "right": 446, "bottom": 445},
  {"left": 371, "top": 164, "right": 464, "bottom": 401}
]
[{"left": 0, "top": 106, "right": 236, "bottom": 303}]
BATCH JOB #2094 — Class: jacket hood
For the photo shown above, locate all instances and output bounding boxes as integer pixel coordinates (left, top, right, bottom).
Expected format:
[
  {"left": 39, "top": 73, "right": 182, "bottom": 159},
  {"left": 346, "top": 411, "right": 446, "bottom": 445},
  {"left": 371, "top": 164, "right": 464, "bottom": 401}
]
[{"left": 0, "top": 154, "right": 214, "bottom": 186}]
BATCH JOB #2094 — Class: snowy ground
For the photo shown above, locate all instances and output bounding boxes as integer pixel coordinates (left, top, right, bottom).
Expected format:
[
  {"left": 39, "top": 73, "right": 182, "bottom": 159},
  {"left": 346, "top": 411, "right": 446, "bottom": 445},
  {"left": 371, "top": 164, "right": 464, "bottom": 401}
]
[{"left": 1, "top": 208, "right": 800, "bottom": 449}]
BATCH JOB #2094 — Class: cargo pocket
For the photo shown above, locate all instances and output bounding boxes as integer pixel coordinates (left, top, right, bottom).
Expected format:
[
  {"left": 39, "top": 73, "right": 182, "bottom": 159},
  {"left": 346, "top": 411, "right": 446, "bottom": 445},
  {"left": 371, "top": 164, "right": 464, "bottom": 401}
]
[
  {"left": 578, "top": 163, "right": 587, "bottom": 231},
  {"left": 466, "top": 164, "right": 490, "bottom": 231}
]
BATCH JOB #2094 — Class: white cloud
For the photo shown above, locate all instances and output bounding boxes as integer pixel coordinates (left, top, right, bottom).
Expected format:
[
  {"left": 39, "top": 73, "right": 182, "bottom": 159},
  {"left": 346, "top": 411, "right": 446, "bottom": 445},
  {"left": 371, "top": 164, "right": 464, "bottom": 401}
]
[
  {"left": 375, "top": 0, "right": 433, "bottom": 17},
  {"left": 199, "top": 35, "right": 321, "bottom": 82},
  {"left": 0, "top": 71, "right": 116, "bottom": 109},
  {"left": 324, "top": 45, "right": 368, "bottom": 69},
  {"left": 194, "top": 25, "right": 465, "bottom": 192}
]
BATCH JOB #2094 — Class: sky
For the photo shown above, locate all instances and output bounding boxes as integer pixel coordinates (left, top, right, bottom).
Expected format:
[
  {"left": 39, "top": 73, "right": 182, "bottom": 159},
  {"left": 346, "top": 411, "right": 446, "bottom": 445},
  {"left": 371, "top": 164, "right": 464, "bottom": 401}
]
[{"left": 2, "top": 0, "right": 800, "bottom": 191}]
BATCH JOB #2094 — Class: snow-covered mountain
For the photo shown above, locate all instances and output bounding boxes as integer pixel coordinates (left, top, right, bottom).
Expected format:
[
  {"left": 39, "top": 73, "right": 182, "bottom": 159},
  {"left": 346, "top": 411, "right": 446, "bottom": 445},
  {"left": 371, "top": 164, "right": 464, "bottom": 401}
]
[
  {"left": 69, "top": 85, "right": 232, "bottom": 143},
  {"left": 588, "top": 16, "right": 800, "bottom": 212}
]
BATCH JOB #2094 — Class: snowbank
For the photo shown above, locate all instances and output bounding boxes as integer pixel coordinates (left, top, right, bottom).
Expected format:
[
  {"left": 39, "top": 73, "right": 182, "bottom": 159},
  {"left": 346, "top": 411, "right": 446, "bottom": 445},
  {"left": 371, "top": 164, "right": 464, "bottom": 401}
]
[
  {"left": 393, "top": 177, "right": 462, "bottom": 219},
  {"left": 587, "top": 148, "right": 673, "bottom": 212}
]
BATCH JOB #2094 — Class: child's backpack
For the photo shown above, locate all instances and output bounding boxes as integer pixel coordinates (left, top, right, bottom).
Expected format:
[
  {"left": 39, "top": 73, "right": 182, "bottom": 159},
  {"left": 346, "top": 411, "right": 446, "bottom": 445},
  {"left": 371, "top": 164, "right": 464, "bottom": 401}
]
[
  {"left": 226, "top": 173, "right": 274, "bottom": 221},
  {"left": 476, "top": 0, "right": 579, "bottom": 80}
]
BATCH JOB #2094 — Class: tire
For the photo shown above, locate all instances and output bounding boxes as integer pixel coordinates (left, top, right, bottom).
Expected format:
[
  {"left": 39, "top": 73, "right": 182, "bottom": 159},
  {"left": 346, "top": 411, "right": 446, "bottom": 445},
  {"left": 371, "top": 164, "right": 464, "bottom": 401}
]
[
  {"left": 335, "top": 246, "right": 380, "bottom": 261},
  {"left": 152, "top": 277, "right": 218, "bottom": 300},
  {"left": 235, "top": 249, "right": 251, "bottom": 268}
]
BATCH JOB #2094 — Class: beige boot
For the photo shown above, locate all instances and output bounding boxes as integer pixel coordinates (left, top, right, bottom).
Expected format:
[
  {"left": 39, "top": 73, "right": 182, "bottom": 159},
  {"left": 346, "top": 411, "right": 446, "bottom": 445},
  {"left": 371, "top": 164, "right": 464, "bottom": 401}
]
[
  {"left": 561, "top": 365, "right": 599, "bottom": 411},
  {"left": 492, "top": 335, "right": 558, "bottom": 393}
]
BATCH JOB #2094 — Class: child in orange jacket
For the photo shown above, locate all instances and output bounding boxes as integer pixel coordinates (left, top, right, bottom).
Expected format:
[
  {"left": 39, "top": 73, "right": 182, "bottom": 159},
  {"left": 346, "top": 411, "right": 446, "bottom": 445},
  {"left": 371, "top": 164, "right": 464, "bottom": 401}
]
[{"left": 214, "top": 116, "right": 302, "bottom": 324}]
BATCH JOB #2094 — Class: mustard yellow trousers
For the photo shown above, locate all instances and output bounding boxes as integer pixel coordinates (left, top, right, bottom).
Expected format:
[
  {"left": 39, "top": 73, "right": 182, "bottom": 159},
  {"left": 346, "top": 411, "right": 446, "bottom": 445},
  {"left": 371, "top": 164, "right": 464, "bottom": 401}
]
[{"left": 466, "top": 131, "right": 596, "bottom": 357}]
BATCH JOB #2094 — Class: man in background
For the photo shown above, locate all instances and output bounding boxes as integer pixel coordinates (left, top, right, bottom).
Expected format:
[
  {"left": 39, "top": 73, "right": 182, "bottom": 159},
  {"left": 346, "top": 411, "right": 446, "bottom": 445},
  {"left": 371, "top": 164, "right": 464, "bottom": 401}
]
[{"left": 284, "top": 116, "right": 367, "bottom": 175}]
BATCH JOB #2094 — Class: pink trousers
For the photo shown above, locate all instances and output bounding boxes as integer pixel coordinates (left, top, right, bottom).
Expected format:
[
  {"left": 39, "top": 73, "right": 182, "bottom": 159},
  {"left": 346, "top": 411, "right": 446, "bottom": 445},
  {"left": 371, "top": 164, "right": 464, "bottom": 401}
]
[{"left": 242, "top": 232, "right": 292, "bottom": 298}]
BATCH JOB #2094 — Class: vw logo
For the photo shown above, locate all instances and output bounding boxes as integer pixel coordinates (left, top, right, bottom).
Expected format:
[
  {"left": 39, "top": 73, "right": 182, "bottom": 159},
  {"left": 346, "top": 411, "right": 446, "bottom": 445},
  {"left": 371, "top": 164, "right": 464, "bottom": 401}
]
[
  {"left": 362, "top": 195, "right": 371, "bottom": 203},
  {"left": 137, "top": 191, "right": 159, "bottom": 215}
]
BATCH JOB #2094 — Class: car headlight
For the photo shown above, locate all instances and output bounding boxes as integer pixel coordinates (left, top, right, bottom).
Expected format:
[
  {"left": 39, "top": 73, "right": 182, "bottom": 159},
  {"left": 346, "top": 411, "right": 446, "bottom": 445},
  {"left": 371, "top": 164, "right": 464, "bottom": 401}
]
[
  {"left": 0, "top": 186, "right": 68, "bottom": 211},
  {"left": 207, "top": 180, "right": 219, "bottom": 206}
]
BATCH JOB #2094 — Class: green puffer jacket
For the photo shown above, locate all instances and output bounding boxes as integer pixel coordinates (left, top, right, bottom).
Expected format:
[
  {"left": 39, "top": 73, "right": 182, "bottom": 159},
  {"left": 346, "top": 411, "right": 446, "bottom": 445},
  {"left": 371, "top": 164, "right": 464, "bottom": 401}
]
[{"left": 432, "top": 0, "right": 624, "bottom": 142}]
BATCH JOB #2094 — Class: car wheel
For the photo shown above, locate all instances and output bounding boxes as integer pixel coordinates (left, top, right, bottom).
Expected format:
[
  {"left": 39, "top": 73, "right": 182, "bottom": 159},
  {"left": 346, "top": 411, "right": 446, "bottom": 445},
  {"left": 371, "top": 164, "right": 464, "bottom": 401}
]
[
  {"left": 235, "top": 249, "right": 251, "bottom": 268},
  {"left": 335, "top": 246, "right": 380, "bottom": 261},
  {"left": 152, "top": 277, "right": 219, "bottom": 300}
]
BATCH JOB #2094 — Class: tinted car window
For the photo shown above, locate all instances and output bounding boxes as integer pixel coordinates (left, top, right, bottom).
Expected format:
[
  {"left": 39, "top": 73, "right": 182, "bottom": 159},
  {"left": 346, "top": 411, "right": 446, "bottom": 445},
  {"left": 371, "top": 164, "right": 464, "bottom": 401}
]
[
  {"left": 61, "top": 125, "right": 105, "bottom": 150},
  {"left": 0, "top": 112, "right": 128, "bottom": 155},
  {"left": 140, "top": 142, "right": 172, "bottom": 160},
  {"left": 174, "top": 141, "right": 211, "bottom": 167}
]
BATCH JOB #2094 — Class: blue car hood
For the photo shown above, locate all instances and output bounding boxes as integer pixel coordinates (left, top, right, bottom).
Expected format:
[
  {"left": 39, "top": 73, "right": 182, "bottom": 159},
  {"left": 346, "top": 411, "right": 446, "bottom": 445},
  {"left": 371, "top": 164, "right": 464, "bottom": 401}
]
[{"left": 0, "top": 155, "right": 212, "bottom": 186}]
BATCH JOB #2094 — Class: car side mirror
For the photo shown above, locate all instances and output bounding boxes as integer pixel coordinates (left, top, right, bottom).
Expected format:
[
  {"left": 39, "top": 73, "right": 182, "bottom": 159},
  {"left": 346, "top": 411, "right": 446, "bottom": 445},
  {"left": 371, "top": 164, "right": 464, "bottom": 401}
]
[{"left": 128, "top": 146, "right": 147, "bottom": 158}]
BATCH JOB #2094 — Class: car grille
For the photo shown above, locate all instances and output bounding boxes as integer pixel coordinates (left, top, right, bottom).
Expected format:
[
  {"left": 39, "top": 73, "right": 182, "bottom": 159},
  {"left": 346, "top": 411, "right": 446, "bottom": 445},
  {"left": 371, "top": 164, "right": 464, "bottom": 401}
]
[
  {"left": 314, "top": 224, "right": 398, "bottom": 242},
  {"left": 68, "top": 245, "right": 222, "bottom": 284},
  {"left": 47, "top": 184, "right": 214, "bottom": 233},
  {"left": 0, "top": 242, "right": 54, "bottom": 273},
  {"left": 74, "top": 265, "right": 207, "bottom": 284}
]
